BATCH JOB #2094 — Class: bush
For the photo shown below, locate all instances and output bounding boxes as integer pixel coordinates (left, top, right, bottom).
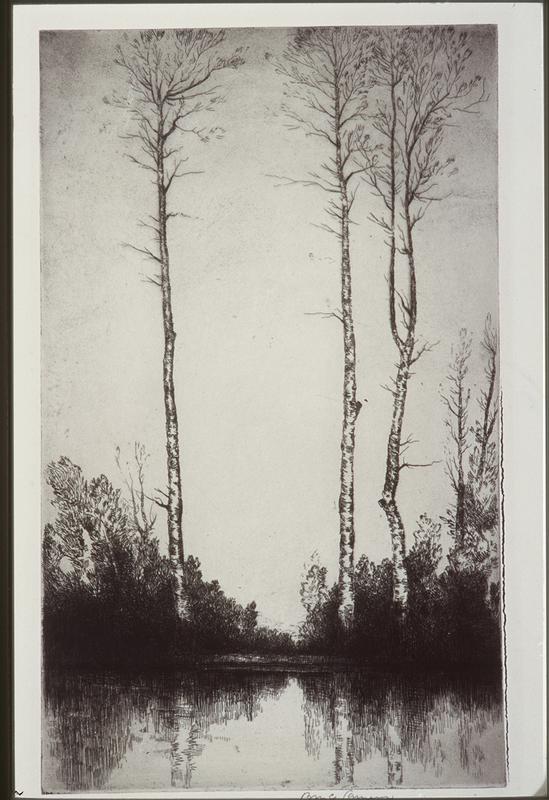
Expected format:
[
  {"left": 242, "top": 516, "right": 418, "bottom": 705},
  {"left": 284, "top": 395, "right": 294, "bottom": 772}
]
[
  {"left": 43, "top": 457, "right": 291, "bottom": 667},
  {"left": 352, "top": 556, "right": 401, "bottom": 660},
  {"left": 44, "top": 456, "right": 501, "bottom": 669},
  {"left": 43, "top": 458, "right": 178, "bottom": 666},
  {"left": 297, "top": 516, "right": 501, "bottom": 668}
]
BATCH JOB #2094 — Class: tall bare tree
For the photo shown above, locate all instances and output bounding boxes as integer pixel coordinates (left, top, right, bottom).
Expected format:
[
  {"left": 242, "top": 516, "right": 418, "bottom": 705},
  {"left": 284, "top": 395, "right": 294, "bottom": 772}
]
[
  {"left": 470, "top": 314, "right": 498, "bottom": 494},
  {"left": 272, "top": 27, "right": 371, "bottom": 628},
  {"left": 441, "top": 328, "right": 472, "bottom": 545},
  {"left": 443, "top": 318, "right": 499, "bottom": 569},
  {"left": 366, "top": 27, "right": 486, "bottom": 605},
  {"left": 115, "top": 442, "right": 157, "bottom": 539},
  {"left": 466, "top": 314, "right": 499, "bottom": 556},
  {"left": 110, "top": 30, "right": 244, "bottom": 617}
]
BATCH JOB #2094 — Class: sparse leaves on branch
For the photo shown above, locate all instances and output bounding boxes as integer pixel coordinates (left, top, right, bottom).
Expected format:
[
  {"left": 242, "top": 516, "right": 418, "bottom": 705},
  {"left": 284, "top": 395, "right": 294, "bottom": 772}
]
[
  {"left": 271, "top": 26, "right": 374, "bottom": 231},
  {"left": 369, "top": 27, "right": 486, "bottom": 606},
  {"left": 106, "top": 29, "right": 245, "bottom": 197},
  {"left": 367, "top": 26, "right": 486, "bottom": 218},
  {"left": 442, "top": 318, "right": 499, "bottom": 569},
  {"left": 273, "top": 26, "right": 375, "bottom": 628},
  {"left": 111, "top": 29, "right": 244, "bottom": 621},
  {"left": 442, "top": 327, "right": 472, "bottom": 488}
]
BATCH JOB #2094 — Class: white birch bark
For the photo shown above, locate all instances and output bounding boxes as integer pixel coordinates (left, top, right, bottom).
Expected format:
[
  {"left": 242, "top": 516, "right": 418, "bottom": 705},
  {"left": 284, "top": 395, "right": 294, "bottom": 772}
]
[
  {"left": 386, "top": 720, "right": 403, "bottom": 786},
  {"left": 455, "top": 374, "right": 467, "bottom": 544},
  {"left": 372, "top": 28, "right": 486, "bottom": 606},
  {"left": 335, "top": 93, "right": 359, "bottom": 630},
  {"left": 377, "top": 67, "right": 412, "bottom": 608},
  {"left": 276, "top": 29, "right": 370, "bottom": 628},
  {"left": 334, "top": 694, "right": 354, "bottom": 785},
  {"left": 157, "top": 128, "right": 187, "bottom": 620},
  {"left": 114, "top": 31, "right": 244, "bottom": 623}
]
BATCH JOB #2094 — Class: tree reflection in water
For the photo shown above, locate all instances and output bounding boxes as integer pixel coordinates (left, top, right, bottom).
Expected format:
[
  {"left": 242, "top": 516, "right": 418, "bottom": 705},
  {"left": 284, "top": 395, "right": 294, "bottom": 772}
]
[
  {"left": 386, "top": 717, "right": 403, "bottom": 786},
  {"left": 333, "top": 690, "right": 354, "bottom": 785},
  {"left": 43, "top": 668, "right": 503, "bottom": 791},
  {"left": 43, "top": 669, "right": 289, "bottom": 791},
  {"left": 298, "top": 670, "right": 502, "bottom": 788}
]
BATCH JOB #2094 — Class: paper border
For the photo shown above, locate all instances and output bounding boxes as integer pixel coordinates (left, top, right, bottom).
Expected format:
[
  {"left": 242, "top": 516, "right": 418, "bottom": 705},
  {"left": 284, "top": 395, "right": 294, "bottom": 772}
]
[{"left": 13, "top": 3, "right": 545, "bottom": 797}]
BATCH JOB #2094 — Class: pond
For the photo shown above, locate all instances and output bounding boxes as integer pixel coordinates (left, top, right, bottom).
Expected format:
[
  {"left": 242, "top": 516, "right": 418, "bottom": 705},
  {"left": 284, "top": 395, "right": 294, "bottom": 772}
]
[{"left": 42, "top": 666, "right": 506, "bottom": 792}]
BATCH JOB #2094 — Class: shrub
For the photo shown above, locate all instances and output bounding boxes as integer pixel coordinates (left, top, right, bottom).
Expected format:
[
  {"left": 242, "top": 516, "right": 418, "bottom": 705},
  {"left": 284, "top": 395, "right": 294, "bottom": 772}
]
[
  {"left": 43, "top": 456, "right": 290, "bottom": 666},
  {"left": 296, "top": 515, "right": 501, "bottom": 668}
]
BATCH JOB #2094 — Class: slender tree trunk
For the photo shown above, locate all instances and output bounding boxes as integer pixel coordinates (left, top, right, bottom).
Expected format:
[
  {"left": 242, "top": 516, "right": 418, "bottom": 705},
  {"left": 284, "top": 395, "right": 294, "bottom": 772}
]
[
  {"left": 157, "top": 123, "right": 187, "bottom": 619},
  {"left": 477, "top": 354, "right": 496, "bottom": 488},
  {"left": 338, "top": 200, "right": 358, "bottom": 628},
  {"left": 379, "top": 343, "right": 412, "bottom": 607},
  {"left": 455, "top": 379, "right": 466, "bottom": 545},
  {"left": 335, "top": 96, "right": 359, "bottom": 630},
  {"left": 378, "top": 75, "right": 412, "bottom": 608}
]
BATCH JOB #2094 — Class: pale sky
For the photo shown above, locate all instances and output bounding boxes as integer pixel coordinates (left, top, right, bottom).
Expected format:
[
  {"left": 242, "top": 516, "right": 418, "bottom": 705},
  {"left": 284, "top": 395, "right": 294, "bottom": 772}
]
[{"left": 41, "top": 26, "right": 498, "bottom": 632}]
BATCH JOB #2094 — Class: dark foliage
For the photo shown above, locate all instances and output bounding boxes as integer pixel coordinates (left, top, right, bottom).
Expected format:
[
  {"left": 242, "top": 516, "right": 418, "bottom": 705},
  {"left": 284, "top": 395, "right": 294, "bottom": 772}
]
[
  {"left": 43, "top": 457, "right": 293, "bottom": 668},
  {"left": 178, "top": 556, "right": 295, "bottom": 654},
  {"left": 298, "top": 515, "right": 501, "bottom": 668},
  {"left": 44, "top": 457, "right": 500, "bottom": 669}
]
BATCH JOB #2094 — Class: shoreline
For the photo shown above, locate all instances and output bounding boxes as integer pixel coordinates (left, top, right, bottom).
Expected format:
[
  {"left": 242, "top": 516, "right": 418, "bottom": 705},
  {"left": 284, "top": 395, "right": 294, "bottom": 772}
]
[{"left": 44, "top": 651, "right": 503, "bottom": 677}]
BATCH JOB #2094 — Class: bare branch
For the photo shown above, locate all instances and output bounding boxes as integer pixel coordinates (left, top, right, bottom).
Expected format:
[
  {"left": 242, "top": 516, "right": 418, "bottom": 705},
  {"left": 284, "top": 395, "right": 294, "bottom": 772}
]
[
  {"left": 455, "top": 78, "right": 489, "bottom": 113},
  {"left": 304, "top": 310, "right": 344, "bottom": 324},
  {"left": 124, "top": 153, "right": 157, "bottom": 173},
  {"left": 410, "top": 339, "right": 439, "bottom": 365},
  {"left": 399, "top": 459, "right": 442, "bottom": 471},
  {"left": 266, "top": 173, "right": 339, "bottom": 194},
  {"left": 164, "top": 164, "right": 204, "bottom": 194},
  {"left": 400, "top": 433, "right": 419, "bottom": 455},
  {"left": 311, "top": 221, "right": 342, "bottom": 240},
  {"left": 148, "top": 494, "right": 168, "bottom": 511},
  {"left": 122, "top": 242, "right": 161, "bottom": 263},
  {"left": 368, "top": 211, "right": 392, "bottom": 233},
  {"left": 380, "top": 382, "right": 397, "bottom": 398},
  {"left": 140, "top": 272, "right": 162, "bottom": 288}
]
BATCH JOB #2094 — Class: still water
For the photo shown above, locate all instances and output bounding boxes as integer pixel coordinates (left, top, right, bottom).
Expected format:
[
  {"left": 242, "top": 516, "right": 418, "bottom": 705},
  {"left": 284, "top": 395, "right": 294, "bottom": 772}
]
[{"left": 43, "top": 667, "right": 505, "bottom": 792}]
